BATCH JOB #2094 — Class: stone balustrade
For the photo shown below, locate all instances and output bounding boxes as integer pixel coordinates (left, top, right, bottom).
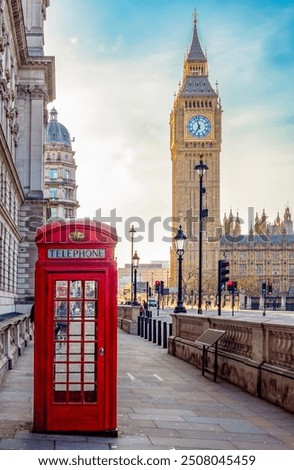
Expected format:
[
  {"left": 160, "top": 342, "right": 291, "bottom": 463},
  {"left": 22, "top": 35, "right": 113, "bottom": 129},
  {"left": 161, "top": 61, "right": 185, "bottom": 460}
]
[
  {"left": 117, "top": 305, "right": 141, "bottom": 334},
  {"left": 0, "top": 313, "right": 31, "bottom": 386},
  {"left": 168, "top": 314, "right": 294, "bottom": 413}
]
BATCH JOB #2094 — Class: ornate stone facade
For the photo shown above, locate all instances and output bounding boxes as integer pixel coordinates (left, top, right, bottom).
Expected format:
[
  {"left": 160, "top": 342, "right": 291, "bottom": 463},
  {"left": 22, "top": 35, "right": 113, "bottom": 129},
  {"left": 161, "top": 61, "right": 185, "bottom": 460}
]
[
  {"left": 44, "top": 108, "right": 79, "bottom": 220},
  {"left": 221, "top": 207, "right": 294, "bottom": 296},
  {"left": 0, "top": 1, "right": 55, "bottom": 315}
]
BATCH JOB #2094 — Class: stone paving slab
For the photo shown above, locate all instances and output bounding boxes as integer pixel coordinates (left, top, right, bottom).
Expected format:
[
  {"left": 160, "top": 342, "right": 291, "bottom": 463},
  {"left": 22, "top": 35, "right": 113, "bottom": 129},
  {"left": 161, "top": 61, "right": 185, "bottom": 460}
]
[{"left": 0, "top": 329, "right": 294, "bottom": 450}]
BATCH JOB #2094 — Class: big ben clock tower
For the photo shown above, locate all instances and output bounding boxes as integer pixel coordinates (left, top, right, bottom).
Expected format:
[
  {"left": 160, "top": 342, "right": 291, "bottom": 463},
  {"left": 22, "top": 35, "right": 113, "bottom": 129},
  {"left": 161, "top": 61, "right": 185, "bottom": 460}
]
[{"left": 170, "top": 12, "right": 222, "bottom": 294}]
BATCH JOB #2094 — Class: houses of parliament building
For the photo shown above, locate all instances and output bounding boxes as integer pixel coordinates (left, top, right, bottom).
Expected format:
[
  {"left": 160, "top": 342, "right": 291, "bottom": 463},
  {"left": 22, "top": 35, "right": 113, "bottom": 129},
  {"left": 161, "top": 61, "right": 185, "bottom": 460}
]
[{"left": 170, "top": 13, "right": 294, "bottom": 298}]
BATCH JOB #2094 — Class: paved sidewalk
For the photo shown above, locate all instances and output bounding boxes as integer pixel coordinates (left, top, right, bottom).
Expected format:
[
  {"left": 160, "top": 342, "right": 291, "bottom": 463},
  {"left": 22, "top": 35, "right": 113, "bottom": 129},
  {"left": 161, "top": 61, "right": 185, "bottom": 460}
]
[{"left": 0, "top": 329, "right": 294, "bottom": 450}]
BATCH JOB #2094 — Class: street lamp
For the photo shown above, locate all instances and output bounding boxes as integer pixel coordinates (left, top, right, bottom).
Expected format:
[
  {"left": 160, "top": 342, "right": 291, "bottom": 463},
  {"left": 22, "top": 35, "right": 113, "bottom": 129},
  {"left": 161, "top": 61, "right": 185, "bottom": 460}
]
[
  {"left": 129, "top": 225, "right": 136, "bottom": 302},
  {"left": 166, "top": 270, "right": 169, "bottom": 307},
  {"left": 195, "top": 159, "right": 208, "bottom": 315},
  {"left": 132, "top": 250, "right": 140, "bottom": 305},
  {"left": 174, "top": 225, "right": 187, "bottom": 313}
]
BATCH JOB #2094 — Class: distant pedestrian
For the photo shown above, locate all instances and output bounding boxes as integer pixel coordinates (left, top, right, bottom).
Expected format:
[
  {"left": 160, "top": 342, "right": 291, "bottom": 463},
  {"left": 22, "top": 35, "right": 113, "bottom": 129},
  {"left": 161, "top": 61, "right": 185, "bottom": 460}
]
[{"left": 273, "top": 299, "right": 277, "bottom": 311}]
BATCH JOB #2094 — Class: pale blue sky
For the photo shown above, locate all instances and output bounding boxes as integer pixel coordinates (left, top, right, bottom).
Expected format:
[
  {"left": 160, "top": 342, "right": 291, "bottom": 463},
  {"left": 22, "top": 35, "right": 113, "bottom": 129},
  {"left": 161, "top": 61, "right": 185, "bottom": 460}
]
[{"left": 45, "top": 1, "right": 294, "bottom": 266}]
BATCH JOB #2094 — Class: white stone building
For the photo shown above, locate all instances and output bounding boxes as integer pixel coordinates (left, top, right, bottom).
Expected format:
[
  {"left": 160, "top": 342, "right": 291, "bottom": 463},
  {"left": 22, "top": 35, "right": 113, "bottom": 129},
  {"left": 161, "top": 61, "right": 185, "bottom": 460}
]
[
  {"left": 0, "top": 0, "right": 55, "bottom": 316},
  {"left": 44, "top": 108, "right": 79, "bottom": 220}
]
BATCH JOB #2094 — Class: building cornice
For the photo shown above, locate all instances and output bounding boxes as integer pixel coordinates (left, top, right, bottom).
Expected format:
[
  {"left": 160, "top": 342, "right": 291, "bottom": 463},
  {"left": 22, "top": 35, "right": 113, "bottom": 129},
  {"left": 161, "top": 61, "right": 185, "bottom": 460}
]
[
  {"left": 9, "top": 1, "right": 55, "bottom": 102},
  {"left": 24, "top": 56, "right": 56, "bottom": 102},
  {"left": 0, "top": 125, "right": 24, "bottom": 201},
  {"left": 10, "top": 0, "right": 28, "bottom": 64}
]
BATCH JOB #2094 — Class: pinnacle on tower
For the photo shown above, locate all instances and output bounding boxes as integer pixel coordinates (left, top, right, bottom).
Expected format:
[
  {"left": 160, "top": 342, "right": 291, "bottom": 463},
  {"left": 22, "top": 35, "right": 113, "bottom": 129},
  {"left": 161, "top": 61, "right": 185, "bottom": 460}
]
[{"left": 187, "top": 10, "right": 207, "bottom": 63}]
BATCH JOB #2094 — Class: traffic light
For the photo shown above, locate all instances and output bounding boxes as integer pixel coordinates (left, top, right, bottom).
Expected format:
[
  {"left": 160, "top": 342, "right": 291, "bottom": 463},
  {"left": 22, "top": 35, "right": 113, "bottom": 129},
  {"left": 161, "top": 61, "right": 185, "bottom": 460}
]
[
  {"left": 262, "top": 282, "right": 266, "bottom": 296},
  {"left": 218, "top": 259, "right": 230, "bottom": 291},
  {"left": 268, "top": 282, "right": 273, "bottom": 295},
  {"left": 155, "top": 280, "right": 160, "bottom": 293},
  {"left": 227, "top": 280, "right": 234, "bottom": 293},
  {"left": 160, "top": 281, "right": 164, "bottom": 295},
  {"left": 227, "top": 281, "right": 238, "bottom": 294}
]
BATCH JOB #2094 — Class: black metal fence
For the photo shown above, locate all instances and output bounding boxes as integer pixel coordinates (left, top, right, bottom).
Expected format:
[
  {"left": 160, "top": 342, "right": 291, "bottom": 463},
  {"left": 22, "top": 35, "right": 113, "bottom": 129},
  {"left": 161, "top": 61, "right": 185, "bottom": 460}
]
[
  {"left": 137, "top": 314, "right": 172, "bottom": 349},
  {"left": 250, "top": 297, "right": 260, "bottom": 310},
  {"left": 285, "top": 297, "right": 294, "bottom": 311}
]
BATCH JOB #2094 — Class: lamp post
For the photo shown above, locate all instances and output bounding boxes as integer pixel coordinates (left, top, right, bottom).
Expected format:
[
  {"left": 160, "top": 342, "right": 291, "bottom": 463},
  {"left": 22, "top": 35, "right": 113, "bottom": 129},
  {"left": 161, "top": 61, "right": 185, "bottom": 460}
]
[
  {"left": 132, "top": 250, "right": 140, "bottom": 305},
  {"left": 166, "top": 270, "right": 169, "bottom": 306},
  {"left": 174, "top": 225, "right": 187, "bottom": 313},
  {"left": 195, "top": 159, "right": 208, "bottom": 315},
  {"left": 129, "top": 225, "right": 136, "bottom": 303}
]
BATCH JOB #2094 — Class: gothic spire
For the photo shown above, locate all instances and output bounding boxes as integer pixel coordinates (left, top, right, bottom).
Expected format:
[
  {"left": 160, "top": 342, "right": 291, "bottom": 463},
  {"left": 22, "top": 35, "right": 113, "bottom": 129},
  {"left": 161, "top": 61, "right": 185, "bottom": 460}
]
[{"left": 187, "top": 9, "right": 207, "bottom": 63}]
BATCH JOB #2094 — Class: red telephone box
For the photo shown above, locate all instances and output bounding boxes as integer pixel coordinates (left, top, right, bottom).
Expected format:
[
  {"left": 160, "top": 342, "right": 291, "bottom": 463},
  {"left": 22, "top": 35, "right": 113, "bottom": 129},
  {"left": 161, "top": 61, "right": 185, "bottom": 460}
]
[{"left": 33, "top": 219, "right": 118, "bottom": 434}]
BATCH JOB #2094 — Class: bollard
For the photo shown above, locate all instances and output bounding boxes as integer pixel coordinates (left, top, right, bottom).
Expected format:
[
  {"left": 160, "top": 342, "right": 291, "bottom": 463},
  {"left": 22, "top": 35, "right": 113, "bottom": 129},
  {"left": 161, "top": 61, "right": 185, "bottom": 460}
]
[
  {"left": 152, "top": 319, "right": 157, "bottom": 343},
  {"left": 157, "top": 320, "right": 162, "bottom": 346},
  {"left": 169, "top": 322, "right": 172, "bottom": 336},
  {"left": 163, "top": 322, "right": 167, "bottom": 348},
  {"left": 140, "top": 316, "right": 144, "bottom": 337},
  {"left": 137, "top": 316, "right": 141, "bottom": 336},
  {"left": 144, "top": 317, "right": 148, "bottom": 339},
  {"left": 148, "top": 318, "right": 152, "bottom": 341}
]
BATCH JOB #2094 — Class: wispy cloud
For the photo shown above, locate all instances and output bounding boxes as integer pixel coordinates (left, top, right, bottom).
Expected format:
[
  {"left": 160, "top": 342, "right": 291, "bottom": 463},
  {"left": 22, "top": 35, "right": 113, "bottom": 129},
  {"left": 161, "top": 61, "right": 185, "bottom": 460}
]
[{"left": 44, "top": 0, "right": 294, "bottom": 264}]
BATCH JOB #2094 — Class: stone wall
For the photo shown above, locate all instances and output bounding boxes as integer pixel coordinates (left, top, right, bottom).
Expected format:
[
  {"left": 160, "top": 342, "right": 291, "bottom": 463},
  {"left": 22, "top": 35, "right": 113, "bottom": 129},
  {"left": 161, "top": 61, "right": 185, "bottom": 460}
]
[
  {"left": 168, "top": 314, "right": 294, "bottom": 413},
  {"left": 117, "top": 305, "right": 141, "bottom": 335},
  {"left": 0, "top": 314, "right": 31, "bottom": 386}
]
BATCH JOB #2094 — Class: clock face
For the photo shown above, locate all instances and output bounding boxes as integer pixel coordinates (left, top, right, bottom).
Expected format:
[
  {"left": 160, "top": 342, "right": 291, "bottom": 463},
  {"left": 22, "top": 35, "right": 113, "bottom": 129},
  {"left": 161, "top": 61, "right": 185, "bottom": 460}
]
[{"left": 187, "top": 115, "right": 211, "bottom": 138}]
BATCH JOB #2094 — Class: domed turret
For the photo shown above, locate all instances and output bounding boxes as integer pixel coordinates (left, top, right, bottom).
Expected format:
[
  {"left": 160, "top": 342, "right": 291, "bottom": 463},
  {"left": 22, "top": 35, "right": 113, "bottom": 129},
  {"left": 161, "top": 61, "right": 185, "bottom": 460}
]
[
  {"left": 45, "top": 108, "right": 71, "bottom": 146},
  {"left": 44, "top": 107, "right": 79, "bottom": 220}
]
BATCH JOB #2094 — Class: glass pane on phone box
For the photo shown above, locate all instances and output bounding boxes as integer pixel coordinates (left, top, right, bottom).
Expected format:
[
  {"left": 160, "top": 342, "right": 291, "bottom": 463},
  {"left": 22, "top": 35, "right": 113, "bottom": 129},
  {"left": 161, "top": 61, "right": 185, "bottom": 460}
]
[
  {"left": 85, "top": 281, "right": 97, "bottom": 298},
  {"left": 85, "top": 343, "right": 95, "bottom": 354},
  {"left": 69, "top": 342, "right": 81, "bottom": 355},
  {"left": 54, "top": 301, "right": 67, "bottom": 320},
  {"left": 84, "top": 372, "right": 95, "bottom": 383},
  {"left": 69, "top": 322, "right": 81, "bottom": 340},
  {"left": 69, "top": 372, "right": 81, "bottom": 383},
  {"left": 69, "top": 363, "right": 81, "bottom": 373},
  {"left": 84, "top": 383, "right": 96, "bottom": 391},
  {"left": 70, "top": 301, "right": 82, "bottom": 318},
  {"left": 55, "top": 372, "right": 66, "bottom": 383},
  {"left": 54, "top": 322, "right": 67, "bottom": 340},
  {"left": 70, "top": 280, "right": 82, "bottom": 298},
  {"left": 84, "top": 322, "right": 95, "bottom": 339},
  {"left": 55, "top": 363, "right": 66, "bottom": 373},
  {"left": 54, "top": 344, "right": 67, "bottom": 361},
  {"left": 54, "top": 383, "right": 66, "bottom": 391},
  {"left": 84, "top": 363, "right": 95, "bottom": 373},
  {"left": 84, "top": 354, "right": 95, "bottom": 363},
  {"left": 85, "top": 301, "right": 96, "bottom": 318},
  {"left": 55, "top": 281, "right": 68, "bottom": 298}
]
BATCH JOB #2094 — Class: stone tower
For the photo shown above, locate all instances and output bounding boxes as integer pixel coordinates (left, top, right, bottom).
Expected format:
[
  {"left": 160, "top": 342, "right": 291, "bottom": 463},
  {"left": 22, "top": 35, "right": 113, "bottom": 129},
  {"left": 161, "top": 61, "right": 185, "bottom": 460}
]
[
  {"left": 44, "top": 108, "right": 79, "bottom": 219},
  {"left": 170, "top": 12, "right": 222, "bottom": 293}
]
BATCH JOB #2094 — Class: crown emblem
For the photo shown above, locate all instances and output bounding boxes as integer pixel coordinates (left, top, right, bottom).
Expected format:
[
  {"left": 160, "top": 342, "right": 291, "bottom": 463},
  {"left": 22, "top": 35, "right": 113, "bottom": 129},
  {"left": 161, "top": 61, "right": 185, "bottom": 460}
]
[{"left": 69, "top": 231, "right": 85, "bottom": 241}]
